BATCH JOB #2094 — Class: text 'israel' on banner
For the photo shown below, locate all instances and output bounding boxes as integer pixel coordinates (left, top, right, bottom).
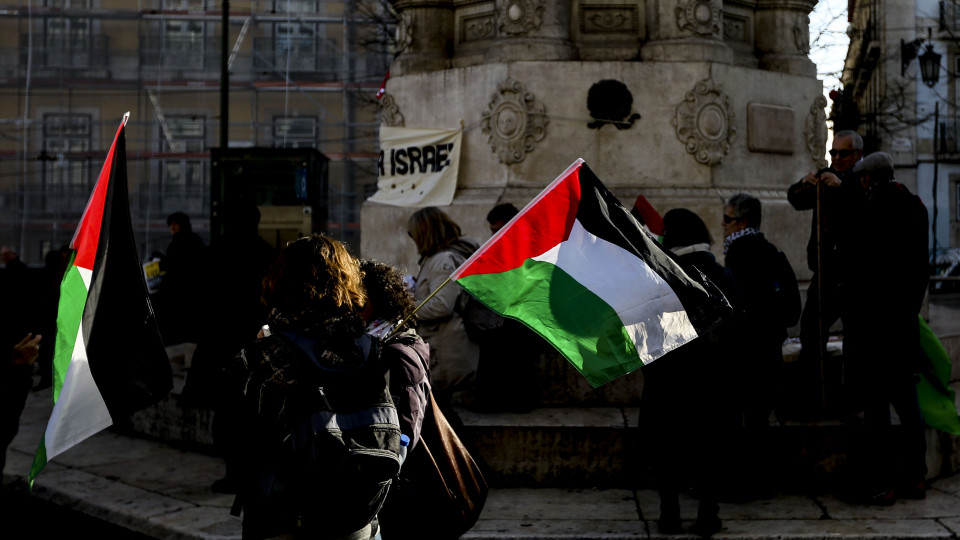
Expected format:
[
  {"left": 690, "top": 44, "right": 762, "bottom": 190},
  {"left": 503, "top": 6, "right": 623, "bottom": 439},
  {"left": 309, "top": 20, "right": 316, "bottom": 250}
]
[
  {"left": 29, "top": 113, "right": 172, "bottom": 487},
  {"left": 450, "top": 159, "right": 732, "bottom": 388},
  {"left": 370, "top": 125, "right": 462, "bottom": 207}
]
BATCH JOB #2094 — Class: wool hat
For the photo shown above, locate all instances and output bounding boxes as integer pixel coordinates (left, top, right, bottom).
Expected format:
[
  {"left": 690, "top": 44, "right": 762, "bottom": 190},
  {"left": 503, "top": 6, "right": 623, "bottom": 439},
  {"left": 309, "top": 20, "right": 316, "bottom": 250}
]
[{"left": 851, "top": 151, "right": 894, "bottom": 175}]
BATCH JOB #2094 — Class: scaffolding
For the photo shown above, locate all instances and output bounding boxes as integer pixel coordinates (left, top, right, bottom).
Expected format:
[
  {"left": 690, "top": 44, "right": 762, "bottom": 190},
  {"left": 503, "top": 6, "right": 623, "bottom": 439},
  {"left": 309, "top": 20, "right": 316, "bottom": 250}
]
[{"left": 0, "top": 0, "right": 393, "bottom": 264}]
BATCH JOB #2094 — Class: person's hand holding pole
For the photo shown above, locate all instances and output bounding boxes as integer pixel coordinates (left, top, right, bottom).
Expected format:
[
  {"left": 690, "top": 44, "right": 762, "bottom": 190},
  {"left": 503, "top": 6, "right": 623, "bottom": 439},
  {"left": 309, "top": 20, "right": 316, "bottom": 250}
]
[{"left": 12, "top": 333, "right": 42, "bottom": 366}]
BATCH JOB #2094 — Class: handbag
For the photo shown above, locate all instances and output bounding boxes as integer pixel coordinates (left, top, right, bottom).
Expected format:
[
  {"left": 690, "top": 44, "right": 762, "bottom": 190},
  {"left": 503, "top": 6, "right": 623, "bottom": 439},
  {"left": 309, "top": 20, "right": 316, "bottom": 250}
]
[{"left": 379, "top": 391, "right": 489, "bottom": 539}]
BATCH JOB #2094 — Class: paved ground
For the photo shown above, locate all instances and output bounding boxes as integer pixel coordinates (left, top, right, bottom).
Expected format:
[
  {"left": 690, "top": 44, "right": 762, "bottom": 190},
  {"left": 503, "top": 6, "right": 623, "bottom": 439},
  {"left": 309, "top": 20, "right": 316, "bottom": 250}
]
[{"left": 5, "top": 385, "right": 960, "bottom": 539}]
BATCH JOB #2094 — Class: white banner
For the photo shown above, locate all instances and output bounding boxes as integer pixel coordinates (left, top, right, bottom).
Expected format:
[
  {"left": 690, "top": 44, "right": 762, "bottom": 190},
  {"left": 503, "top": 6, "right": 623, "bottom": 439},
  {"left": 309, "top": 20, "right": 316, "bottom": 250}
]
[{"left": 370, "top": 126, "right": 462, "bottom": 207}]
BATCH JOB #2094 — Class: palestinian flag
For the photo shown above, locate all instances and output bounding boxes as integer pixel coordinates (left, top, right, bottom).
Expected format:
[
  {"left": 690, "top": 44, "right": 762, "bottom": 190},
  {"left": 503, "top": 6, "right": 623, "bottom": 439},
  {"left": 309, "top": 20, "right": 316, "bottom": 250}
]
[
  {"left": 451, "top": 159, "right": 731, "bottom": 387},
  {"left": 29, "top": 114, "right": 172, "bottom": 486}
]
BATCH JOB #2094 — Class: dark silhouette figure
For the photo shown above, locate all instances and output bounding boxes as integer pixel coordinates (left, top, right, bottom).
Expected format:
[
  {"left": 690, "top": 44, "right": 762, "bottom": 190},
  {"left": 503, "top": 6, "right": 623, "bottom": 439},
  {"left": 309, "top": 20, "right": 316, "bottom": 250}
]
[
  {"left": 33, "top": 245, "right": 71, "bottom": 391},
  {"left": 475, "top": 203, "right": 547, "bottom": 413},
  {"left": 836, "top": 152, "right": 929, "bottom": 505},
  {"left": 722, "top": 193, "right": 799, "bottom": 500},
  {"left": 640, "top": 209, "right": 740, "bottom": 537},
  {"left": 180, "top": 202, "right": 278, "bottom": 494},
  {"left": 157, "top": 212, "right": 208, "bottom": 345},
  {"left": 0, "top": 247, "right": 37, "bottom": 353},
  {"left": 485, "top": 203, "right": 519, "bottom": 234},
  {"left": 2, "top": 333, "right": 41, "bottom": 474},
  {"left": 787, "top": 130, "right": 864, "bottom": 410}
]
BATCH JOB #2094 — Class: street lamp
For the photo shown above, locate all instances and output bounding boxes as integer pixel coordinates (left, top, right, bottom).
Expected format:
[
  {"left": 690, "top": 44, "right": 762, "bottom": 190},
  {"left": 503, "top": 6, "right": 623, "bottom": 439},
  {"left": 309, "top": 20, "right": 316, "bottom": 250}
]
[
  {"left": 900, "top": 30, "right": 945, "bottom": 264},
  {"left": 900, "top": 28, "right": 941, "bottom": 87},
  {"left": 919, "top": 43, "right": 942, "bottom": 88}
]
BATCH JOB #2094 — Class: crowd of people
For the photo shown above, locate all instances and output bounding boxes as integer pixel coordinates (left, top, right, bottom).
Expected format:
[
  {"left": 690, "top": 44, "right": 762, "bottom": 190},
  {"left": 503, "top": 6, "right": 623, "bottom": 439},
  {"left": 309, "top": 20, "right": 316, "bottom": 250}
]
[{"left": 0, "top": 129, "right": 937, "bottom": 539}]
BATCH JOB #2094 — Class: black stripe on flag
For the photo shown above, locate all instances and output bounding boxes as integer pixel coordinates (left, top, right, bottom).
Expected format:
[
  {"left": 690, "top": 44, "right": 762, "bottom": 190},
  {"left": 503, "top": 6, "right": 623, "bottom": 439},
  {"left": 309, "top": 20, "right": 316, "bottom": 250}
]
[
  {"left": 574, "top": 163, "right": 732, "bottom": 335},
  {"left": 82, "top": 126, "right": 172, "bottom": 419}
]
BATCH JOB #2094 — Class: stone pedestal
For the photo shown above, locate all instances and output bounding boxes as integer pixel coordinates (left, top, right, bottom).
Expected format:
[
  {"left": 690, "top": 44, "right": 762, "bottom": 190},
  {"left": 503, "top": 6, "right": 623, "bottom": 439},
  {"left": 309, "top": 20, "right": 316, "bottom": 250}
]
[
  {"left": 365, "top": 60, "right": 825, "bottom": 280},
  {"left": 755, "top": 0, "right": 818, "bottom": 77},
  {"left": 390, "top": 1, "right": 455, "bottom": 75},
  {"left": 641, "top": 0, "right": 733, "bottom": 63}
]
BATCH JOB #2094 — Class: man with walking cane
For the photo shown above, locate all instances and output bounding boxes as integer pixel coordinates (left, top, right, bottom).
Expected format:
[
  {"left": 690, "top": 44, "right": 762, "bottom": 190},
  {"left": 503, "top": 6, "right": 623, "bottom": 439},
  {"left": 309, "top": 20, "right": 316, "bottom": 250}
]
[{"left": 787, "top": 130, "right": 863, "bottom": 412}]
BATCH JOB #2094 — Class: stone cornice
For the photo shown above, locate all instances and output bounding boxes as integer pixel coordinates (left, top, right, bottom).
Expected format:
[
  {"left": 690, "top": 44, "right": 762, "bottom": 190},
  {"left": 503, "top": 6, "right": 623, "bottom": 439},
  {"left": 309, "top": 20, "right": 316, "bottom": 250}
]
[
  {"left": 754, "top": 0, "right": 817, "bottom": 11},
  {"left": 392, "top": 0, "right": 455, "bottom": 10}
]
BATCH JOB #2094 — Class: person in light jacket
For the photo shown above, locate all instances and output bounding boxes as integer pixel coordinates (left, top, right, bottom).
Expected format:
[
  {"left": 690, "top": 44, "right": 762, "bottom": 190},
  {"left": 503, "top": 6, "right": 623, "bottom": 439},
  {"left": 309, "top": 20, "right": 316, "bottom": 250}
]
[{"left": 406, "top": 207, "right": 480, "bottom": 409}]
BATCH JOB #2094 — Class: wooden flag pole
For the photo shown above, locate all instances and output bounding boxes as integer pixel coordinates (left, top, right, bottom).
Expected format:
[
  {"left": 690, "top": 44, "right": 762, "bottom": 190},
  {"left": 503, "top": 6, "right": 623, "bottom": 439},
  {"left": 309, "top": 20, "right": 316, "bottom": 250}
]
[
  {"left": 386, "top": 276, "right": 454, "bottom": 340},
  {"left": 816, "top": 180, "right": 826, "bottom": 410}
]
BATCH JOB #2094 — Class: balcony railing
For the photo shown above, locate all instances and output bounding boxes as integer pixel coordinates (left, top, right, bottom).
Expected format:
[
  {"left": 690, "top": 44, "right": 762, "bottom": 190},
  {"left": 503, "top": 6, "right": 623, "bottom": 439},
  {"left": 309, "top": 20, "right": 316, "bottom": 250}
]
[
  {"left": 139, "top": 35, "right": 220, "bottom": 72},
  {"left": 251, "top": 37, "right": 389, "bottom": 80},
  {"left": 19, "top": 34, "right": 110, "bottom": 70},
  {"left": 13, "top": 32, "right": 390, "bottom": 83},
  {"left": 252, "top": 36, "right": 341, "bottom": 77}
]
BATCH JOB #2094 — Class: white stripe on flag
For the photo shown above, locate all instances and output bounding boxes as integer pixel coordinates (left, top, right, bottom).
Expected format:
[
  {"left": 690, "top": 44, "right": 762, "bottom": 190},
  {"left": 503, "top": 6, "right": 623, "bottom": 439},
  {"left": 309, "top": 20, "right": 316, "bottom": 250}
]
[
  {"left": 532, "top": 219, "right": 698, "bottom": 360},
  {"left": 45, "top": 267, "right": 112, "bottom": 460}
]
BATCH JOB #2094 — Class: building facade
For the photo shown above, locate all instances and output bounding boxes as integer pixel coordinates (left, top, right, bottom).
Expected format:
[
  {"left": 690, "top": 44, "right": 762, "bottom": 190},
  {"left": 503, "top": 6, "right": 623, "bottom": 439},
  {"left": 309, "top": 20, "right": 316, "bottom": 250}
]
[
  {"left": 842, "top": 0, "right": 958, "bottom": 263},
  {"left": 0, "top": 0, "right": 392, "bottom": 264}
]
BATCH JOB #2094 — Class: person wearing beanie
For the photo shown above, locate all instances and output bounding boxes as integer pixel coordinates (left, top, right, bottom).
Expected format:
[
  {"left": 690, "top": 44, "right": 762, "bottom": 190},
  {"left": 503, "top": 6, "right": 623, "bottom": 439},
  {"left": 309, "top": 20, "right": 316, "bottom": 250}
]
[{"left": 837, "top": 151, "right": 930, "bottom": 505}]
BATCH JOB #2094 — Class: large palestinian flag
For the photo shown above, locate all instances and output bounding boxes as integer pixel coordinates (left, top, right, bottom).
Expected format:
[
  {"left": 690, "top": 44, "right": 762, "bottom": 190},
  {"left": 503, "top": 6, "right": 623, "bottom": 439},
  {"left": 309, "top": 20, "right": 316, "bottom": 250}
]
[
  {"left": 451, "top": 159, "right": 731, "bottom": 387},
  {"left": 29, "top": 114, "right": 172, "bottom": 486}
]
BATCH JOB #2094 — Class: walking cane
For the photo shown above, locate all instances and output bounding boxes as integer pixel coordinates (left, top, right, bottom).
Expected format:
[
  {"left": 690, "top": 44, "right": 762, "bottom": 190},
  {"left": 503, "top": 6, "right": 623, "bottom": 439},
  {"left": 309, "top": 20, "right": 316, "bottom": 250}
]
[{"left": 815, "top": 180, "right": 826, "bottom": 410}]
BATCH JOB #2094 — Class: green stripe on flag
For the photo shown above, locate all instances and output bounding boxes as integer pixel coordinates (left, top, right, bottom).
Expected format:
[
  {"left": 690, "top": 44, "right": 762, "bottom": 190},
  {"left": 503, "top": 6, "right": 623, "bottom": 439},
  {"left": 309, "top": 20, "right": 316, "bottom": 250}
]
[
  {"left": 28, "top": 440, "right": 47, "bottom": 489},
  {"left": 29, "top": 262, "right": 87, "bottom": 487},
  {"left": 917, "top": 315, "right": 960, "bottom": 435},
  {"left": 52, "top": 262, "right": 87, "bottom": 402},
  {"left": 460, "top": 259, "right": 643, "bottom": 387}
]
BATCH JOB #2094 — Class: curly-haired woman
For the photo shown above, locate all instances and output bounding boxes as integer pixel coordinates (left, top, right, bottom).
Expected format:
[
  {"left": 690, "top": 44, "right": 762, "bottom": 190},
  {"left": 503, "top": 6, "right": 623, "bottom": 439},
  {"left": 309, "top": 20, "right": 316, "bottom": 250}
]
[{"left": 227, "top": 233, "right": 390, "bottom": 540}]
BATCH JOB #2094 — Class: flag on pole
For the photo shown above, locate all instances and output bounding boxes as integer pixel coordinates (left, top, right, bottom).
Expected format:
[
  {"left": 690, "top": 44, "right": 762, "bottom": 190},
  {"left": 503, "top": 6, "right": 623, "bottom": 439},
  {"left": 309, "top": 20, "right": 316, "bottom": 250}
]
[
  {"left": 376, "top": 70, "right": 390, "bottom": 99},
  {"left": 29, "top": 114, "right": 172, "bottom": 486},
  {"left": 917, "top": 314, "right": 960, "bottom": 435},
  {"left": 450, "top": 159, "right": 731, "bottom": 387},
  {"left": 631, "top": 194, "right": 664, "bottom": 236}
]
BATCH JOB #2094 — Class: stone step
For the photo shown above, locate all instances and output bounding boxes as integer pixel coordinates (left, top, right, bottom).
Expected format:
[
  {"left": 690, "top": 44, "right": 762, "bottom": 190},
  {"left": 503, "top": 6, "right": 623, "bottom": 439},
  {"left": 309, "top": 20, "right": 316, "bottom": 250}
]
[
  {"left": 128, "top": 345, "right": 960, "bottom": 492},
  {"left": 454, "top": 405, "right": 960, "bottom": 490},
  {"left": 454, "top": 407, "right": 640, "bottom": 489}
]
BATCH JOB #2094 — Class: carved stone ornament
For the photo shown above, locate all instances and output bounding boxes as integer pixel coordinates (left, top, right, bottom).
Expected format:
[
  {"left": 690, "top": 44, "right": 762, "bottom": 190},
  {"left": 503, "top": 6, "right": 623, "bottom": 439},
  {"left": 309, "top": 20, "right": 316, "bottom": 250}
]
[
  {"left": 675, "top": 0, "right": 721, "bottom": 37},
  {"left": 581, "top": 5, "right": 638, "bottom": 34},
  {"left": 462, "top": 12, "right": 495, "bottom": 43},
  {"left": 805, "top": 95, "right": 829, "bottom": 169},
  {"left": 723, "top": 15, "right": 746, "bottom": 43},
  {"left": 481, "top": 77, "right": 548, "bottom": 164},
  {"left": 673, "top": 78, "right": 736, "bottom": 166},
  {"left": 379, "top": 93, "right": 405, "bottom": 127},
  {"left": 498, "top": 0, "right": 545, "bottom": 36},
  {"left": 395, "top": 11, "right": 414, "bottom": 53}
]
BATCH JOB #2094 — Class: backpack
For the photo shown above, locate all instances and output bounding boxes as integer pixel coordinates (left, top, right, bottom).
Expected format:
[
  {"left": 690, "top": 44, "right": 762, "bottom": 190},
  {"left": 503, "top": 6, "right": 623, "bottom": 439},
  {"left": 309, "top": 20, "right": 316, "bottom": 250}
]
[
  {"left": 234, "top": 331, "right": 403, "bottom": 537},
  {"left": 455, "top": 289, "right": 505, "bottom": 342},
  {"left": 771, "top": 250, "right": 802, "bottom": 329}
]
